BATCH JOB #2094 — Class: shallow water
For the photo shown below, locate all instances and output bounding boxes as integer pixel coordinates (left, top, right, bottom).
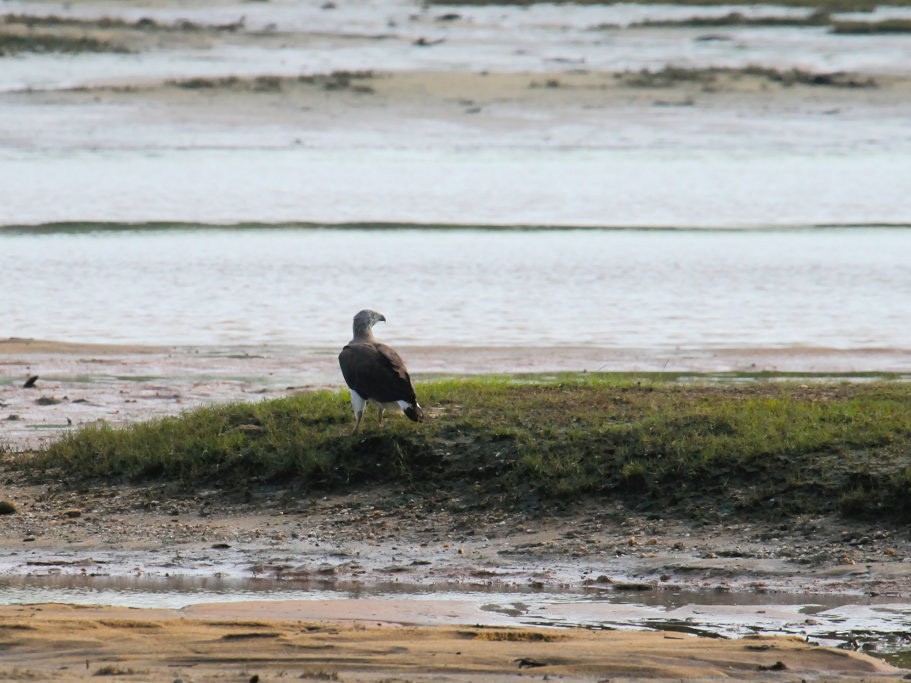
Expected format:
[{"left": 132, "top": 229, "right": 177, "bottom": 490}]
[
  {"left": 1, "top": 574, "right": 908, "bottom": 652},
  {"left": 4, "top": 149, "right": 911, "bottom": 228},
  {"left": 2, "top": 1, "right": 911, "bottom": 227},
  {"left": 1, "top": 226, "right": 909, "bottom": 353}
]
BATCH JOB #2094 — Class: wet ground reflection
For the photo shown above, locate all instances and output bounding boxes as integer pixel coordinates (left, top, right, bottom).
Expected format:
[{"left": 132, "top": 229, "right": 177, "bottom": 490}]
[{"left": 1, "top": 573, "right": 908, "bottom": 660}]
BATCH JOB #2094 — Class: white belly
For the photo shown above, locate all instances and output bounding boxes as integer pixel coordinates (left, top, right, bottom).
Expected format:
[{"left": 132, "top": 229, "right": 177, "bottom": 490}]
[
  {"left": 349, "top": 389, "right": 409, "bottom": 413},
  {"left": 370, "top": 399, "right": 410, "bottom": 413}
]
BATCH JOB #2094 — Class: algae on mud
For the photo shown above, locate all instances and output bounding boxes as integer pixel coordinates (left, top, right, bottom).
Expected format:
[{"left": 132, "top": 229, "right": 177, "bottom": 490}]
[{"left": 24, "top": 376, "right": 911, "bottom": 523}]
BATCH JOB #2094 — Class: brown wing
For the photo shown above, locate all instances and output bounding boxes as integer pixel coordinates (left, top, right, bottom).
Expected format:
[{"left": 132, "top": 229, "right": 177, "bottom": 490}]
[{"left": 338, "top": 341, "right": 417, "bottom": 404}]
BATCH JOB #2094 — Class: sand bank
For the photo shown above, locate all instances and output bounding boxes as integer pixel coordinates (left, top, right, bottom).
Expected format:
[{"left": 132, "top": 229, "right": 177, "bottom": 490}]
[{"left": 0, "top": 601, "right": 901, "bottom": 682}]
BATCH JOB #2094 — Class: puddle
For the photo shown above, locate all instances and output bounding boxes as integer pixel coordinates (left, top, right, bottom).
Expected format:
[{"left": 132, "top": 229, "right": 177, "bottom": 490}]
[{"left": 1, "top": 573, "right": 908, "bottom": 659}]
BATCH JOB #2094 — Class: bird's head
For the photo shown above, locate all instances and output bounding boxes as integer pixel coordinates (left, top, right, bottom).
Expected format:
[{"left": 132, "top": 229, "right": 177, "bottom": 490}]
[{"left": 353, "top": 309, "right": 386, "bottom": 337}]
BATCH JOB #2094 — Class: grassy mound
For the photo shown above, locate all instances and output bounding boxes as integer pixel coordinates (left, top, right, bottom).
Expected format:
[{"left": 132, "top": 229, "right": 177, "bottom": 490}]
[{"left": 29, "top": 376, "right": 911, "bottom": 520}]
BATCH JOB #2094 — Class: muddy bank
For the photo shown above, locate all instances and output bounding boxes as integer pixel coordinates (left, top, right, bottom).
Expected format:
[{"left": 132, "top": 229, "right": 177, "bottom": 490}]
[
  {"left": 1, "top": 465, "right": 909, "bottom": 597},
  {"left": 1, "top": 470, "right": 909, "bottom": 674}
]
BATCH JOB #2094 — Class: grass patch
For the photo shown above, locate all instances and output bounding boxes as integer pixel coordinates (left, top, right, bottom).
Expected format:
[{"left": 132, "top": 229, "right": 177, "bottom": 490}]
[
  {"left": 618, "top": 65, "right": 876, "bottom": 88},
  {"left": 624, "top": 12, "right": 911, "bottom": 34},
  {"left": 25, "top": 376, "right": 911, "bottom": 521},
  {"left": 166, "top": 72, "right": 375, "bottom": 94},
  {"left": 92, "top": 666, "right": 143, "bottom": 676},
  {"left": 831, "top": 18, "right": 911, "bottom": 33},
  {"left": 1, "top": 13, "right": 243, "bottom": 33},
  {"left": 0, "top": 31, "right": 128, "bottom": 55},
  {"left": 430, "top": 0, "right": 909, "bottom": 12},
  {"left": 625, "top": 11, "right": 832, "bottom": 29}
]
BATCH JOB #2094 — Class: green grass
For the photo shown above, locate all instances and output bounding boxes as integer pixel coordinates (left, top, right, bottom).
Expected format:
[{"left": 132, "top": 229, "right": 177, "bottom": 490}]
[
  {"left": 430, "top": 0, "right": 911, "bottom": 11},
  {"left": 831, "top": 18, "right": 911, "bottom": 32},
  {"left": 625, "top": 11, "right": 832, "bottom": 29},
  {"left": 618, "top": 66, "right": 876, "bottom": 88},
  {"left": 1, "top": 13, "right": 240, "bottom": 33},
  {"left": 0, "top": 31, "right": 128, "bottom": 55},
  {"left": 624, "top": 12, "right": 911, "bottom": 34},
  {"left": 23, "top": 376, "right": 911, "bottom": 521}
]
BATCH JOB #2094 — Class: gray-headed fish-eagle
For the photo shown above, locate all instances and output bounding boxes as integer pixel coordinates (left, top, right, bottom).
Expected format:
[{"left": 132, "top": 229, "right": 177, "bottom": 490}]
[{"left": 338, "top": 309, "right": 424, "bottom": 433}]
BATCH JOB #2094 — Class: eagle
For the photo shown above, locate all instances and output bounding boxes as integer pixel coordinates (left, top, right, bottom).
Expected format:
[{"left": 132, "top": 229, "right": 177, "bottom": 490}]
[{"left": 338, "top": 309, "right": 424, "bottom": 433}]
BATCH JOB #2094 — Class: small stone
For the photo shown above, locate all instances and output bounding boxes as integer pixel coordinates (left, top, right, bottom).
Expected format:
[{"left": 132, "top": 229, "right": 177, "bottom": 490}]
[{"left": 0, "top": 501, "right": 16, "bottom": 515}]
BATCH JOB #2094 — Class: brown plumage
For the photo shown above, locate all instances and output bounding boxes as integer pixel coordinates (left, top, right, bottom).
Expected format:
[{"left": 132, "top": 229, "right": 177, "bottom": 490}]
[{"left": 338, "top": 309, "right": 423, "bottom": 433}]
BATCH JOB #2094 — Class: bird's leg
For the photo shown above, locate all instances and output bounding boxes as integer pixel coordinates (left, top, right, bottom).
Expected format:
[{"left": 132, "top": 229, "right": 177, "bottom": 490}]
[
  {"left": 350, "top": 391, "right": 367, "bottom": 434},
  {"left": 352, "top": 408, "right": 364, "bottom": 434},
  {"left": 377, "top": 406, "right": 385, "bottom": 426}
]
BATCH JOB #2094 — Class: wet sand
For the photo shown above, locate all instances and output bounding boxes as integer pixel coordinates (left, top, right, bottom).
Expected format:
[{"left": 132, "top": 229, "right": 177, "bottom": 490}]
[{"left": 0, "top": 601, "right": 901, "bottom": 682}]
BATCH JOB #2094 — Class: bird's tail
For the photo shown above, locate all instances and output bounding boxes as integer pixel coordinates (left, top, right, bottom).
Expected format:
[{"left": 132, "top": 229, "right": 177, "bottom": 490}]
[{"left": 404, "top": 403, "right": 424, "bottom": 423}]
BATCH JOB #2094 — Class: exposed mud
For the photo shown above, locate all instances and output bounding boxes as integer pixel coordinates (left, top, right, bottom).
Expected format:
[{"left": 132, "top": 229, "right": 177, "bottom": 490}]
[{"left": 2, "top": 460, "right": 910, "bottom": 595}]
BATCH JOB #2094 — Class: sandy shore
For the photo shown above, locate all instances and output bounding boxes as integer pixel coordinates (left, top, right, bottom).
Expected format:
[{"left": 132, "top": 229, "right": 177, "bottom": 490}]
[{"left": 0, "top": 601, "right": 902, "bottom": 682}]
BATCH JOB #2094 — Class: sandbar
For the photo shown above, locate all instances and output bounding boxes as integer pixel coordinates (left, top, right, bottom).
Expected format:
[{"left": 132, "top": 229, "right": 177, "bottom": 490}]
[{"left": 0, "top": 601, "right": 902, "bottom": 682}]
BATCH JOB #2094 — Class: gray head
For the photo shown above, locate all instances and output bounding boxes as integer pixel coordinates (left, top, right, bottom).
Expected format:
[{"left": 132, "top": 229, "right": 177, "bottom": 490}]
[{"left": 352, "top": 309, "right": 386, "bottom": 338}]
